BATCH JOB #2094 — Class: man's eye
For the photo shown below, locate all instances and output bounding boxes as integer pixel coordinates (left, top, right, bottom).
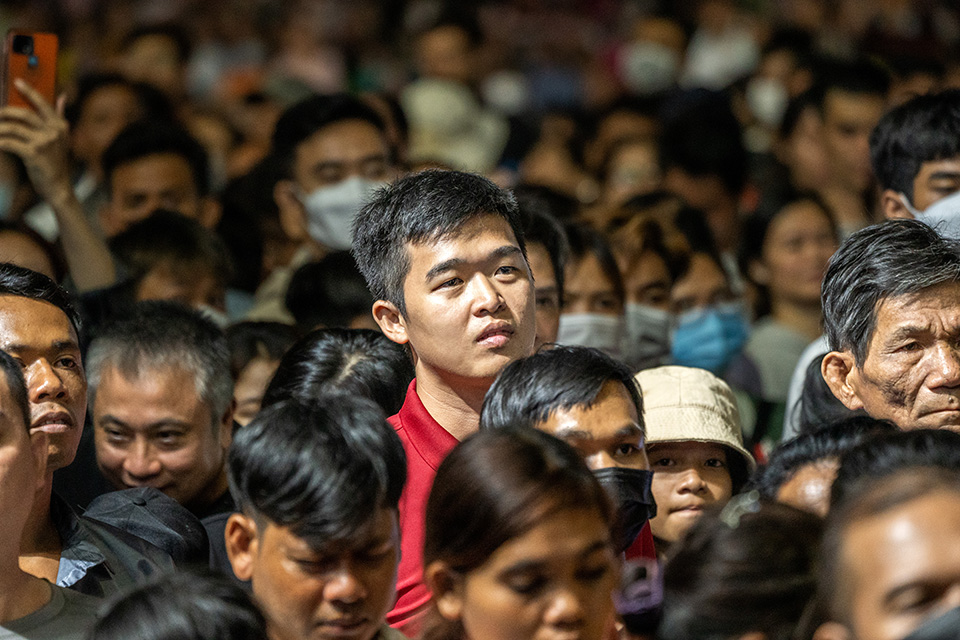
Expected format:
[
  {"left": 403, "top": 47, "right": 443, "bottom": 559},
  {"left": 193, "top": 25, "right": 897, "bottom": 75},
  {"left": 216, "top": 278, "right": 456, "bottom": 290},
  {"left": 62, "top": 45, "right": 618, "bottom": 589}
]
[
  {"left": 438, "top": 277, "right": 462, "bottom": 289},
  {"left": 496, "top": 265, "right": 518, "bottom": 276},
  {"left": 705, "top": 458, "right": 727, "bottom": 468},
  {"left": 900, "top": 341, "right": 923, "bottom": 352},
  {"left": 652, "top": 457, "right": 674, "bottom": 467},
  {"left": 614, "top": 443, "right": 641, "bottom": 457}
]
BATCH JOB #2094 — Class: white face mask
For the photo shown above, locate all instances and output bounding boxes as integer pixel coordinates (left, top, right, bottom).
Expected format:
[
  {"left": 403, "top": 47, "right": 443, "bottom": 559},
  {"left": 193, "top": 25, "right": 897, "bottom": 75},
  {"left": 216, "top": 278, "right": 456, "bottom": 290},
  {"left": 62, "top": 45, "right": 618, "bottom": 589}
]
[
  {"left": 618, "top": 41, "right": 680, "bottom": 95},
  {"left": 621, "top": 303, "right": 672, "bottom": 370},
  {"left": 900, "top": 189, "right": 960, "bottom": 240},
  {"left": 556, "top": 313, "right": 624, "bottom": 359},
  {"left": 745, "top": 76, "right": 788, "bottom": 127},
  {"left": 300, "top": 176, "right": 385, "bottom": 250}
]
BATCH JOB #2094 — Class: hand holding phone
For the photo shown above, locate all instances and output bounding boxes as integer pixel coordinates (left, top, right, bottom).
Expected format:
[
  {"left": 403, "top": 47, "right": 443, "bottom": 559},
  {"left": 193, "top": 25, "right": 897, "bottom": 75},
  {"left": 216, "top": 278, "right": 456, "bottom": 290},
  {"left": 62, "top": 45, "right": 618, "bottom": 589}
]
[{"left": 2, "top": 31, "right": 58, "bottom": 109}]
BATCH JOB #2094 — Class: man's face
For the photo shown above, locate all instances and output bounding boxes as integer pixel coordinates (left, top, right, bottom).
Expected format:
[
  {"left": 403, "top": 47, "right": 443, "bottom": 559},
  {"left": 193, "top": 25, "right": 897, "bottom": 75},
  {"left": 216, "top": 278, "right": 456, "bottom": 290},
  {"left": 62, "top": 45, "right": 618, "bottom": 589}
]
[
  {"left": 292, "top": 120, "right": 393, "bottom": 193},
  {"left": 910, "top": 157, "right": 960, "bottom": 211},
  {"left": 0, "top": 295, "right": 85, "bottom": 472},
  {"left": 238, "top": 508, "right": 400, "bottom": 640},
  {"left": 525, "top": 242, "right": 560, "bottom": 349},
  {"left": 104, "top": 152, "right": 202, "bottom": 236},
  {"left": 0, "top": 376, "right": 46, "bottom": 547},
  {"left": 93, "top": 364, "right": 231, "bottom": 511},
  {"left": 821, "top": 89, "right": 886, "bottom": 193},
  {"left": 538, "top": 380, "right": 648, "bottom": 471},
  {"left": 838, "top": 491, "right": 960, "bottom": 640},
  {"left": 837, "top": 282, "right": 960, "bottom": 430},
  {"left": 389, "top": 215, "right": 535, "bottom": 386}
]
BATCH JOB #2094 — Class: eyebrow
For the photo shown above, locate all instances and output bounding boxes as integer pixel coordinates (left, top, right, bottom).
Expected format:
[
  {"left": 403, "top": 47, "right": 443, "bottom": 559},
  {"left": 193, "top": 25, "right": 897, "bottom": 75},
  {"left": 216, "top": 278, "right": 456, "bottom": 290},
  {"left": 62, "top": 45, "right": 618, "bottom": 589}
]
[
  {"left": 500, "top": 541, "right": 610, "bottom": 574},
  {"left": 4, "top": 340, "right": 80, "bottom": 353},
  {"left": 927, "top": 171, "right": 960, "bottom": 181},
  {"left": 97, "top": 416, "right": 194, "bottom": 432},
  {"left": 553, "top": 422, "right": 644, "bottom": 441},
  {"left": 886, "top": 325, "right": 930, "bottom": 344},
  {"left": 424, "top": 245, "right": 522, "bottom": 282}
]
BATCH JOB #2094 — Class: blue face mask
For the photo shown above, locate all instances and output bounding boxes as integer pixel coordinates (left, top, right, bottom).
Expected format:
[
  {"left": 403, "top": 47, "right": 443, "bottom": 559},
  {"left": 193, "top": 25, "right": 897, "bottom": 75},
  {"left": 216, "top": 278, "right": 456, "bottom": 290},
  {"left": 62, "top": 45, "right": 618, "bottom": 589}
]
[{"left": 670, "top": 302, "right": 749, "bottom": 373}]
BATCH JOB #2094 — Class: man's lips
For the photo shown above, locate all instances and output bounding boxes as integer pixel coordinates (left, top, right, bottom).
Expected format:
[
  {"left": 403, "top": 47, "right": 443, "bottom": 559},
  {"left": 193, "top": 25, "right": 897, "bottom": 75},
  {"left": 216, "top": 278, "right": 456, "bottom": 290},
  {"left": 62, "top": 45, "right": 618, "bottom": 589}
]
[
  {"left": 316, "top": 617, "right": 372, "bottom": 637},
  {"left": 670, "top": 503, "right": 705, "bottom": 515},
  {"left": 477, "top": 322, "right": 514, "bottom": 347},
  {"left": 30, "top": 410, "right": 75, "bottom": 434}
]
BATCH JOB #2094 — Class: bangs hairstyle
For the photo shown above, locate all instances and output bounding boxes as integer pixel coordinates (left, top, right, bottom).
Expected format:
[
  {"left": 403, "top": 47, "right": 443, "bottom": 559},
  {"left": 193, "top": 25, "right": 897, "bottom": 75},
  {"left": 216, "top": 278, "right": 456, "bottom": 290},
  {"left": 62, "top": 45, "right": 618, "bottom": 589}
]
[
  {"left": 228, "top": 396, "right": 406, "bottom": 548},
  {"left": 480, "top": 345, "right": 643, "bottom": 434},
  {"left": 351, "top": 169, "right": 526, "bottom": 313},
  {"left": 424, "top": 428, "right": 614, "bottom": 575}
]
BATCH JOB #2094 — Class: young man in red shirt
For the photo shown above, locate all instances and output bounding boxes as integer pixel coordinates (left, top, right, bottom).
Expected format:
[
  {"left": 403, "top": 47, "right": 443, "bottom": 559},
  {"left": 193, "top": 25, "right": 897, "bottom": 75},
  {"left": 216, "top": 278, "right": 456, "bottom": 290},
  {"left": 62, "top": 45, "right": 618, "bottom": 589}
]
[{"left": 352, "top": 170, "right": 536, "bottom": 635}]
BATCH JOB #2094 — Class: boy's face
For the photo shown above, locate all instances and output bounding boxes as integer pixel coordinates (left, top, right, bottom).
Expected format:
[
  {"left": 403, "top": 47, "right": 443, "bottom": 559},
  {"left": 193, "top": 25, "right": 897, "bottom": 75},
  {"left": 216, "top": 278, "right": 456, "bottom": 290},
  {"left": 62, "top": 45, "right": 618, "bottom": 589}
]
[
  {"left": 228, "top": 507, "right": 400, "bottom": 640},
  {"left": 382, "top": 214, "right": 536, "bottom": 386}
]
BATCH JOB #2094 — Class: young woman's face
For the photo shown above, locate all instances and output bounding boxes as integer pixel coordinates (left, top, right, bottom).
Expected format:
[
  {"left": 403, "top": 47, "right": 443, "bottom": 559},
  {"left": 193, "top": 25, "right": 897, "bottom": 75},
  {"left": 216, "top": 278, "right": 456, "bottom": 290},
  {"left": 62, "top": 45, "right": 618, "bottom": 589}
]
[
  {"left": 647, "top": 441, "right": 734, "bottom": 544},
  {"left": 758, "top": 200, "right": 837, "bottom": 308},
  {"left": 563, "top": 253, "right": 623, "bottom": 316},
  {"left": 448, "top": 507, "right": 618, "bottom": 640}
]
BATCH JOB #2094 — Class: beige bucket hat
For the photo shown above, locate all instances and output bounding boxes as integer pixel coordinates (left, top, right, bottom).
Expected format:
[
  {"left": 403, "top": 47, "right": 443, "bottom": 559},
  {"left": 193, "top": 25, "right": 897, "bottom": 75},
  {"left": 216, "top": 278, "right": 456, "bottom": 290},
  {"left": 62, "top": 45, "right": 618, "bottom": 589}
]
[{"left": 636, "top": 365, "right": 755, "bottom": 471}]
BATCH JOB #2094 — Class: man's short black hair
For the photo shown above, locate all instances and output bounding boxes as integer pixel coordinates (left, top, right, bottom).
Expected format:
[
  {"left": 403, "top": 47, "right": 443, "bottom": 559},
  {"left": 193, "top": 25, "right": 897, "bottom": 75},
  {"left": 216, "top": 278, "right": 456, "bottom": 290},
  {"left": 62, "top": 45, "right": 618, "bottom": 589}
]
[
  {"left": 271, "top": 93, "right": 389, "bottom": 179},
  {"left": 262, "top": 328, "right": 414, "bottom": 417},
  {"left": 0, "top": 349, "right": 30, "bottom": 429},
  {"left": 809, "top": 56, "right": 891, "bottom": 111},
  {"left": 351, "top": 169, "right": 526, "bottom": 313},
  {"left": 121, "top": 23, "right": 192, "bottom": 64},
  {"left": 751, "top": 417, "right": 897, "bottom": 501},
  {"left": 869, "top": 90, "right": 960, "bottom": 199},
  {"left": 285, "top": 252, "right": 374, "bottom": 334},
  {"left": 64, "top": 73, "right": 174, "bottom": 128},
  {"left": 102, "top": 120, "right": 210, "bottom": 196},
  {"left": 480, "top": 345, "right": 644, "bottom": 434},
  {"left": 831, "top": 429, "right": 960, "bottom": 507},
  {"left": 515, "top": 192, "right": 568, "bottom": 304},
  {"left": 109, "top": 210, "right": 233, "bottom": 286},
  {"left": 0, "top": 262, "right": 81, "bottom": 339},
  {"left": 822, "top": 219, "right": 960, "bottom": 364},
  {"left": 659, "top": 96, "right": 748, "bottom": 197},
  {"left": 229, "top": 396, "right": 406, "bottom": 548}
]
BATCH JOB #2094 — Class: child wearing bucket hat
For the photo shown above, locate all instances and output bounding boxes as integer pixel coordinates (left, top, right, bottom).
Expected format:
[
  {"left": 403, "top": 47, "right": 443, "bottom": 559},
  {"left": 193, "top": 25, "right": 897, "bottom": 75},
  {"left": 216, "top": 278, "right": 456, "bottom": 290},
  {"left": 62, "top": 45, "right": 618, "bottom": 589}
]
[{"left": 635, "top": 365, "right": 756, "bottom": 557}]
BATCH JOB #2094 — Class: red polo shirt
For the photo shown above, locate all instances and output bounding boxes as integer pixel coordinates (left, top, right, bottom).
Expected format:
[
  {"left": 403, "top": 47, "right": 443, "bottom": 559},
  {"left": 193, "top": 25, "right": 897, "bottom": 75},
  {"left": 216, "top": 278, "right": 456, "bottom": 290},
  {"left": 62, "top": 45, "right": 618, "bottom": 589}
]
[{"left": 386, "top": 380, "right": 458, "bottom": 637}]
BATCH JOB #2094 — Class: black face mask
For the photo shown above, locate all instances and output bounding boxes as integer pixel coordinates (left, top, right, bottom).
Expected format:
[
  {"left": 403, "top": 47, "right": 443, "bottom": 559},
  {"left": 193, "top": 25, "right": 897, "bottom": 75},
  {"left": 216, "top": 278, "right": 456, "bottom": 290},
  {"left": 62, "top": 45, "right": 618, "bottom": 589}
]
[
  {"left": 902, "top": 607, "right": 960, "bottom": 640},
  {"left": 592, "top": 467, "right": 657, "bottom": 553}
]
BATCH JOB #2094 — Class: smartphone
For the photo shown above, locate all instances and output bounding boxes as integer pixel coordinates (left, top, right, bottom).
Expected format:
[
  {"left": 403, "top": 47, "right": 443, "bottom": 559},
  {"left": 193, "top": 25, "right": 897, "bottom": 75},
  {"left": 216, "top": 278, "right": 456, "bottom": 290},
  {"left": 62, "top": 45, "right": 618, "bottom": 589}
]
[{"left": 2, "top": 31, "right": 58, "bottom": 108}]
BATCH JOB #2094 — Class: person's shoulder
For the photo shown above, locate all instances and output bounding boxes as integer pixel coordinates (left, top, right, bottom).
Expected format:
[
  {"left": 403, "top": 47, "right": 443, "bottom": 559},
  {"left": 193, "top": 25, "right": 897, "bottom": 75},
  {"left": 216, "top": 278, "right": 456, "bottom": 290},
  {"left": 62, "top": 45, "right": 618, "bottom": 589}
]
[{"left": 1, "top": 585, "right": 98, "bottom": 640}]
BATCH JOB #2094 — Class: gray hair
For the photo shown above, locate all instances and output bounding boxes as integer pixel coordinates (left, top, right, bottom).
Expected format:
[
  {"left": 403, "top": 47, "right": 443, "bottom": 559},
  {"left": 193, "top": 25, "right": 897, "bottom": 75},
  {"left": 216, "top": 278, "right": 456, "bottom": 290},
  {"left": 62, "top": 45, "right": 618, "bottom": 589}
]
[
  {"left": 822, "top": 219, "right": 960, "bottom": 364},
  {"left": 87, "top": 302, "right": 232, "bottom": 424}
]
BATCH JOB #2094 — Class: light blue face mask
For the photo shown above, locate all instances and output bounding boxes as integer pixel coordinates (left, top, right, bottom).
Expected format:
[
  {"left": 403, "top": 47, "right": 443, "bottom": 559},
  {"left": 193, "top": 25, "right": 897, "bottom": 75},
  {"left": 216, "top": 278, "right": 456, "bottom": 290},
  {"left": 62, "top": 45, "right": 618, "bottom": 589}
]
[
  {"left": 670, "top": 302, "right": 749, "bottom": 374},
  {"left": 899, "top": 189, "right": 960, "bottom": 240}
]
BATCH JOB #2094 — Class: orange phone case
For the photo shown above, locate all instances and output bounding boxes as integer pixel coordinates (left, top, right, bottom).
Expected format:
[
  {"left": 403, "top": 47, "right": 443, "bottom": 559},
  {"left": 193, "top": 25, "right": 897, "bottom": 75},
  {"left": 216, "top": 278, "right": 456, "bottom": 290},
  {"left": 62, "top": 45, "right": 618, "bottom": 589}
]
[{"left": 2, "top": 31, "right": 58, "bottom": 108}]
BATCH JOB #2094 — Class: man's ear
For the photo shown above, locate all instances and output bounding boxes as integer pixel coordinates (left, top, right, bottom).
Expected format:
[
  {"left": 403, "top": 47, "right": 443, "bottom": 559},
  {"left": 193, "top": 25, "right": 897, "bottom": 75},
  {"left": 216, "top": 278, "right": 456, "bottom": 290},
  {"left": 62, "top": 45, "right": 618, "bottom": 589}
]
[
  {"left": 881, "top": 188, "right": 915, "bottom": 221},
  {"left": 822, "top": 351, "right": 865, "bottom": 411},
  {"left": 225, "top": 513, "right": 258, "bottom": 582},
  {"left": 373, "top": 300, "right": 409, "bottom": 345},
  {"left": 218, "top": 399, "right": 236, "bottom": 450},
  {"left": 424, "top": 561, "right": 464, "bottom": 622},
  {"left": 198, "top": 197, "right": 222, "bottom": 229},
  {"left": 29, "top": 431, "right": 49, "bottom": 488},
  {"left": 811, "top": 622, "right": 852, "bottom": 640},
  {"left": 274, "top": 179, "right": 308, "bottom": 242}
]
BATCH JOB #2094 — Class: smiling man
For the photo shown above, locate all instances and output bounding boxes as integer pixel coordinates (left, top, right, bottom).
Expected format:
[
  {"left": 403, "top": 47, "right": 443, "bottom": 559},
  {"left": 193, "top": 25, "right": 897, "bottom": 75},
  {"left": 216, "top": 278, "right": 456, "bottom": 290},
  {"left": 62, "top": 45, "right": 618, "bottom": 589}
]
[
  {"left": 351, "top": 169, "right": 536, "bottom": 635},
  {"left": 87, "top": 301, "right": 234, "bottom": 518},
  {"left": 0, "top": 263, "right": 171, "bottom": 596},
  {"left": 822, "top": 220, "right": 960, "bottom": 431}
]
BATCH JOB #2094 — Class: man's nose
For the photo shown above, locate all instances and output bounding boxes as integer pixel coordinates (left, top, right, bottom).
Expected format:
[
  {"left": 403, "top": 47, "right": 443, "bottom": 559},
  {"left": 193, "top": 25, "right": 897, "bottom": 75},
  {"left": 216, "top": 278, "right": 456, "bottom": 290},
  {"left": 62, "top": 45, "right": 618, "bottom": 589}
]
[
  {"left": 472, "top": 275, "right": 505, "bottom": 315},
  {"left": 928, "top": 343, "right": 960, "bottom": 389},
  {"left": 123, "top": 441, "right": 162, "bottom": 479},
  {"left": 324, "top": 562, "right": 367, "bottom": 605},
  {"left": 27, "top": 360, "right": 67, "bottom": 403}
]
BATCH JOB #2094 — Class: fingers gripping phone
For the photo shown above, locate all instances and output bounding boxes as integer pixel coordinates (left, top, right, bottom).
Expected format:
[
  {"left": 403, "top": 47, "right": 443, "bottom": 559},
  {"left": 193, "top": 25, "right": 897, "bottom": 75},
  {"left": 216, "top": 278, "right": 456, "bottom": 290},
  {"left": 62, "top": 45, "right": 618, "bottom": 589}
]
[{"left": 2, "top": 31, "right": 58, "bottom": 108}]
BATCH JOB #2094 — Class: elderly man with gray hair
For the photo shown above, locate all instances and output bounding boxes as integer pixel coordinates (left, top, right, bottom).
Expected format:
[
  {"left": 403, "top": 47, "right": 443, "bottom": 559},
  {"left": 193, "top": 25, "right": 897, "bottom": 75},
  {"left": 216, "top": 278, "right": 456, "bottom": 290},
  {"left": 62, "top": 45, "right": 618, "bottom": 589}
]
[
  {"left": 821, "top": 219, "right": 960, "bottom": 431},
  {"left": 86, "top": 301, "right": 235, "bottom": 519}
]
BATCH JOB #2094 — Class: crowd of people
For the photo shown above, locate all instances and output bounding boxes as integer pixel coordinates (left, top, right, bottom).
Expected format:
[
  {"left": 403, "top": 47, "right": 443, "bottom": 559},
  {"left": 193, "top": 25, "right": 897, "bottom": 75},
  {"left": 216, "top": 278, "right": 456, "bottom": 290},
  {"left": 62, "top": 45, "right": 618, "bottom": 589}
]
[{"left": 3, "top": 1, "right": 960, "bottom": 639}]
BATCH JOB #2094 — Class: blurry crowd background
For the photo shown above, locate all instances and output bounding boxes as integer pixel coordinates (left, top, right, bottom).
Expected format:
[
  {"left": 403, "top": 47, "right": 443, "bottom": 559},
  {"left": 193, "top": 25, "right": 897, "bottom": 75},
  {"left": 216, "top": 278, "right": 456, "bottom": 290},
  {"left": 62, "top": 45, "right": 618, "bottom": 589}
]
[{"left": 3, "top": 0, "right": 960, "bottom": 453}]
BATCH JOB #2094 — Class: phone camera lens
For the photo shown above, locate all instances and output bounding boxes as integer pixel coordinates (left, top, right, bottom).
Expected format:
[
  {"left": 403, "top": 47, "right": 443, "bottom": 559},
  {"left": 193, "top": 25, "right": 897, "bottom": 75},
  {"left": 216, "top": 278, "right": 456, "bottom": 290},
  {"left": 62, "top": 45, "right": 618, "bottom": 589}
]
[
  {"left": 27, "top": 55, "right": 38, "bottom": 68},
  {"left": 12, "top": 35, "right": 33, "bottom": 55}
]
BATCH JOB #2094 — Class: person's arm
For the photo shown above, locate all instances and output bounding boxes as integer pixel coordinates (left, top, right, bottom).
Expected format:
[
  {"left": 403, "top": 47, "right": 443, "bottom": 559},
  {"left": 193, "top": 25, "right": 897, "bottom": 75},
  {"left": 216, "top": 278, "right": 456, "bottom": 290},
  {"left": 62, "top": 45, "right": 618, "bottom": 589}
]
[{"left": 0, "top": 79, "right": 116, "bottom": 291}]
